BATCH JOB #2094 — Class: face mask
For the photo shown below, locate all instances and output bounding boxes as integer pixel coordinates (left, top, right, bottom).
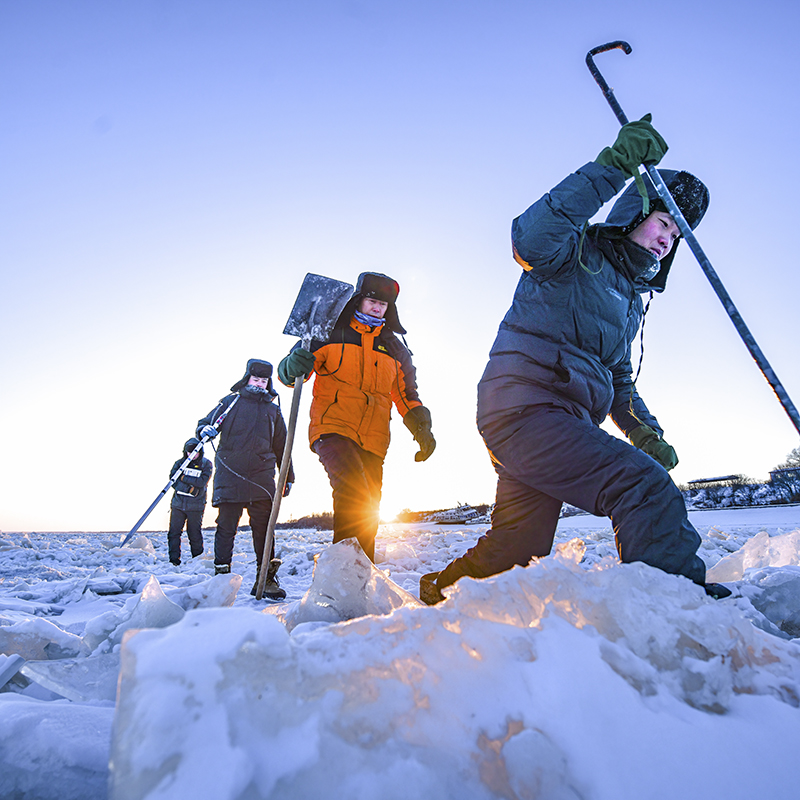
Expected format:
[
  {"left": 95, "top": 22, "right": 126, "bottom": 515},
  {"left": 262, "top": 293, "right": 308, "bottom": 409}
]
[{"left": 354, "top": 309, "right": 386, "bottom": 327}]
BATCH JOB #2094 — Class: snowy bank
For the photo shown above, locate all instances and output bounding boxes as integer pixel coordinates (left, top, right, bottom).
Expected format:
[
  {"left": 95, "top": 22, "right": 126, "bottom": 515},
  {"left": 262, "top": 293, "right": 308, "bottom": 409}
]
[{"left": 1, "top": 509, "right": 800, "bottom": 799}]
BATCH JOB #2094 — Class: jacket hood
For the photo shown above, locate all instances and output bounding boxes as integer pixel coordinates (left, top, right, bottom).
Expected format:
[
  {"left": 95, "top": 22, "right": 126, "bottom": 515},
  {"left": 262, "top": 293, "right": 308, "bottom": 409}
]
[
  {"left": 230, "top": 358, "right": 278, "bottom": 395},
  {"left": 335, "top": 272, "right": 406, "bottom": 334},
  {"left": 594, "top": 168, "right": 709, "bottom": 291}
]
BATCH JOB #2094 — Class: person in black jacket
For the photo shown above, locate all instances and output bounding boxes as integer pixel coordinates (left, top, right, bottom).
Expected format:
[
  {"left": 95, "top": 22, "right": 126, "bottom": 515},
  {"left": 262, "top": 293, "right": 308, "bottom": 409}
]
[
  {"left": 167, "top": 438, "right": 213, "bottom": 566},
  {"left": 197, "top": 359, "right": 294, "bottom": 600}
]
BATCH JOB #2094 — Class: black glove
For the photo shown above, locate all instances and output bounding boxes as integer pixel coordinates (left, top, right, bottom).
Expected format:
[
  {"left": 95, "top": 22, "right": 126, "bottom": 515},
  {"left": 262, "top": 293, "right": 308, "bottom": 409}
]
[
  {"left": 278, "top": 348, "right": 316, "bottom": 385},
  {"left": 403, "top": 406, "right": 436, "bottom": 462},
  {"left": 630, "top": 424, "right": 678, "bottom": 471},
  {"left": 596, "top": 114, "right": 668, "bottom": 178},
  {"left": 282, "top": 482, "right": 292, "bottom": 498}
]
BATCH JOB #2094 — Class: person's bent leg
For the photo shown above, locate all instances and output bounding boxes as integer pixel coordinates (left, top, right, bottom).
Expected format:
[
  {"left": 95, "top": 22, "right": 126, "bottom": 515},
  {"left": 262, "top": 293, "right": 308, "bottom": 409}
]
[
  {"left": 494, "top": 405, "right": 705, "bottom": 584},
  {"left": 214, "top": 503, "right": 243, "bottom": 570},
  {"left": 314, "top": 434, "right": 382, "bottom": 561},
  {"left": 438, "top": 466, "right": 562, "bottom": 589}
]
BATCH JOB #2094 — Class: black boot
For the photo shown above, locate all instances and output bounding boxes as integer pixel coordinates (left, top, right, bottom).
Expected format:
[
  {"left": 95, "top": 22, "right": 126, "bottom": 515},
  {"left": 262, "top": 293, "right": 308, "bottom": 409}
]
[
  {"left": 704, "top": 582, "right": 732, "bottom": 600},
  {"left": 215, "top": 563, "right": 231, "bottom": 576}
]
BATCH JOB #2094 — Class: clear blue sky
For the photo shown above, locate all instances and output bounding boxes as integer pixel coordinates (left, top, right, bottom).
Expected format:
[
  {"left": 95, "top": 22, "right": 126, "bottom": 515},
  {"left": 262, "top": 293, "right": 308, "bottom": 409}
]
[{"left": 2, "top": 0, "right": 799, "bottom": 532}]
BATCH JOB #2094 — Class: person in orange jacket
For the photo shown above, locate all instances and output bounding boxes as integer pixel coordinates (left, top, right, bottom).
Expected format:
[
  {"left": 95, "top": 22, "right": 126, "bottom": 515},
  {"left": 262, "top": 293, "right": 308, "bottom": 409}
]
[{"left": 278, "top": 272, "right": 435, "bottom": 561}]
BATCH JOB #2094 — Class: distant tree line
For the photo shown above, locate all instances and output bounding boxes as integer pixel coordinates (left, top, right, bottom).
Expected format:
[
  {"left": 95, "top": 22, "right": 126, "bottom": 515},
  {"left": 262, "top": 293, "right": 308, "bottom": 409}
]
[
  {"left": 276, "top": 512, "right": 334, "bottom": 530},
  {"left": 678, "top": 445, "right": 800, "bottom": 509}
]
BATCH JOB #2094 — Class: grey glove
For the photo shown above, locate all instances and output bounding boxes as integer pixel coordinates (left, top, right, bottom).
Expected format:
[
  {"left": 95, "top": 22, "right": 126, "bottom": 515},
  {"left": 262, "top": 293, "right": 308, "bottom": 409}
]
[
  {"left": 629, "top": 424, "right": 678, "bottom": 471},
  {"left": 199, "top": 425, "right": 218, "bottom": 440},
  {"left": 403, "top": 406, "right": 436, "bottom": 462}
]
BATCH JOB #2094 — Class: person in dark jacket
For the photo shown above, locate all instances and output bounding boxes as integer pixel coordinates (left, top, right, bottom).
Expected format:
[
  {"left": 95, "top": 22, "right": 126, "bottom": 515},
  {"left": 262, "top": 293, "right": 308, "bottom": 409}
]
[
  {"left": 420, "top": 115, "right": 730, "bottom": 604},
  {"left": 277, "top": 272, "right": 435, "bottom": 562},
  {"left": 167, "top": 438, "right": 213, "bottom": 566},
  {"left": 197, "top": 358, "right": 294, "bottom": 599}
]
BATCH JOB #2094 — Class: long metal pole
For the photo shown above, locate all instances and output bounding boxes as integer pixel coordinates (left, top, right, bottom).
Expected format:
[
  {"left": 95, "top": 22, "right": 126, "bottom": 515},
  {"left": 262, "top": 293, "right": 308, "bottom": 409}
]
[
  {"left": 121, "top": 395, "right": 240, "bottom": 547},
  {"left": 586, "top": 41, "right": 800, "bottom": 436}
]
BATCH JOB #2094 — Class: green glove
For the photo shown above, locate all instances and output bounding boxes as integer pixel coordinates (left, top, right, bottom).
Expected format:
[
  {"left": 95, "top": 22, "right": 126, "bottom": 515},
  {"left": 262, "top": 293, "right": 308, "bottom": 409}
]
[
  {"left": 277, "top": 348, "right": 316, "bottom": 385},
  {"left": 403, "top": 405, "right": 436, "bottom": 462},
  {"left": 629, "top": 424, "right": 678, "bottom": 471},
  {"left": 596, "top": 114, "right": 668, "bottom": 177}
]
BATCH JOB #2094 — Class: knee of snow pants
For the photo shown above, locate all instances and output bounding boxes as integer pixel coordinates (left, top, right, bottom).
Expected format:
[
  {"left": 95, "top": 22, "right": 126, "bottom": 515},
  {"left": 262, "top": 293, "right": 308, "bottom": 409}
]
[{"left": 444, "top": 403, "right": 705, "bottom": 587}]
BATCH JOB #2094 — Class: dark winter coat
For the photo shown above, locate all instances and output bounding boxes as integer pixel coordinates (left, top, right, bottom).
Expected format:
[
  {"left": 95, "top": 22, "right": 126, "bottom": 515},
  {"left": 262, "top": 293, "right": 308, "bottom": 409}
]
[
  {"left": 169, "top": 442, "right": 213, "bottom": 512},
  {"left": 478, "top": 161, "right": 670, "bottom": 434},
  {"left": 197, "top": 390, "right": 294, "bottom": 507}
]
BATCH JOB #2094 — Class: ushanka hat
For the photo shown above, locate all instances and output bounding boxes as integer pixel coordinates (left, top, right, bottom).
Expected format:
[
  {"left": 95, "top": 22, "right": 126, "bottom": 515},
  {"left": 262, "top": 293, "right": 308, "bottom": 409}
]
[
  {"left": 598, "top": 168, "right": 709, "bottom": 288},
  {"left": 230, "top": 358, "right": 277, "bottom": 394},
  {"left": 336, "top": 272, "right": 406, "bottom": 333}
]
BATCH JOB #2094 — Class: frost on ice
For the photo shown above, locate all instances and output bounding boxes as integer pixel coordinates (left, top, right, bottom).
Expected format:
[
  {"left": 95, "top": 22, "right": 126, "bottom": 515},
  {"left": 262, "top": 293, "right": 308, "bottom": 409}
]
[
  {"left": 276, "top": 537, "right": 422, "bottom": 631},
  {"left": 4, "top": 519, "right": 800, "bottom": 800},
  {"left": 109, "top": 540, "right": 800, "bottom": 800}
]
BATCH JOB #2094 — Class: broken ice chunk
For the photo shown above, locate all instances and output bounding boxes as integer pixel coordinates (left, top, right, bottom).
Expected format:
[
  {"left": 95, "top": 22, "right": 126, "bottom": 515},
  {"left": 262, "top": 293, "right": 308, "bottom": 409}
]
[
  {"left": 708, "top": 530, "right": 800, "bottom": 582},
  {"left": 108, "top": 576, "right": 185, "bottom": 645},
  {"left": 171, "top": 573, "right": 242, "bottom": 611},
  {"left": 20, "top": 653, "right": 120, "bottom": 702},
  {"left": 282, "top": 538, "right": 422, "bottom": 631},
  {"left": 0, "top": 654, "right": 25, "bottom": 689},
  {"left": 0, "top": 617, "right": 89, "bottom": 660},
  {"left": 83, "top": 575, "right": 186, "bottom": 653}
]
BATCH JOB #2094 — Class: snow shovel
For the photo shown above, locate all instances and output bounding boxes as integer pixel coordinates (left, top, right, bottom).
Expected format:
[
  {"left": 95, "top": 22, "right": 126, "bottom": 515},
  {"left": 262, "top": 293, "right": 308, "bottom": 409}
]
[
  {"left": 586, "top": 41, "right": 800, "bottom": 437},
  {"left": 120, "top": 395, "right": 241, "bottom": 547},
  {"left": 255, "top": 273, "right": 354, "bottom": 599}
]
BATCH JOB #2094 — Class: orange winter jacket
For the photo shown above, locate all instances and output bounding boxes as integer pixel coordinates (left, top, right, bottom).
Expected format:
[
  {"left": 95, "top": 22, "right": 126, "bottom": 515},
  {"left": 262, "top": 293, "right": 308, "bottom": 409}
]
[{"left": 288, "top": 318, "right": 422, "bottom": 459}]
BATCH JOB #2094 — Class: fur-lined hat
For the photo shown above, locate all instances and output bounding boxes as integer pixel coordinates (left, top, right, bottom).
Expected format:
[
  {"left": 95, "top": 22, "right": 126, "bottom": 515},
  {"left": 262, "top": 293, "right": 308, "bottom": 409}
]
[
  {"left": 230, "top": 358, "right": 278, "bottom": 395},
  {"left": 336, "top": 272, "right": 406, "bottom": 334},
  {"left": 597, "top": 168, "right": 709, "bottom": 290}
]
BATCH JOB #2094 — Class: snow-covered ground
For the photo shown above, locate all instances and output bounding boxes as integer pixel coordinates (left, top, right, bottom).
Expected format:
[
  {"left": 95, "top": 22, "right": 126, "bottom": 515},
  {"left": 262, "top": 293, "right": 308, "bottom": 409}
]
[{"left": 2, "top": 507, "right": 800, "bottom": 800}]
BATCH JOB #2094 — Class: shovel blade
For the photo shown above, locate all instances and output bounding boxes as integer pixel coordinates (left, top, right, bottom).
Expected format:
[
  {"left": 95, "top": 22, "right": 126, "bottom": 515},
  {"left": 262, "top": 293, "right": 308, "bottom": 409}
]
[{"left": 283, "top": 273, "right": 354, "bottom": 343}]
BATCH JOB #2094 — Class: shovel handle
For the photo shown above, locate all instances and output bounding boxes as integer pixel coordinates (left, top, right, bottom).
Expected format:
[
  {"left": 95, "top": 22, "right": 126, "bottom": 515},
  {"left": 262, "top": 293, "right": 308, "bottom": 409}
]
[{"left": 255, "top": 339, "right": 310, "bottom": 599}]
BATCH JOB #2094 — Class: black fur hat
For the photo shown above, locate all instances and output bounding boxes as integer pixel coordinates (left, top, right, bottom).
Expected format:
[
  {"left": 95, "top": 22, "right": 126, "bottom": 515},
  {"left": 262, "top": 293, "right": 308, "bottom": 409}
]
[
  {"left": 336, "top": 272, "right": 406, "bottom": 334},
  {"left": 599, "top": 168, "right": 709, "bottom": 289},
  {"left": 230, "top": 358, "right": 278, "bottom": 394}
]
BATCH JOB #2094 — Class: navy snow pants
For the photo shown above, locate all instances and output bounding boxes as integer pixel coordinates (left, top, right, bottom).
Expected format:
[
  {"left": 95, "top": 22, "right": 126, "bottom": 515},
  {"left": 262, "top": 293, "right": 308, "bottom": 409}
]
[
  {"left": 314, "top": 434, "right": 384, "bottom": 562},
  {"left": 167, "top": 508, "right": 204, "bottom": 564},
  {"left": 214, "top": 499, "right": 275, "bottom": 568},
  {"left": 439, "top": 403, "right": 706, "bottom": 588}
]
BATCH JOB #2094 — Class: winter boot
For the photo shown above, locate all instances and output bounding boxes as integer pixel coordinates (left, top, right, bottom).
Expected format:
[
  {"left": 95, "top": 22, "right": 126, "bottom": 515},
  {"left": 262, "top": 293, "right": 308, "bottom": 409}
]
[
  {"left": 215, "top": 563, "right": 231, "bottom": 576},
  {"left": 419, "top": 571, "right": 445, "bottom": 606},
  {"left": 252, "top": 558, "right": 286, "bottom": 600},
  {"left": 704, "top": 582, "right": 732, "bottom": 600}
]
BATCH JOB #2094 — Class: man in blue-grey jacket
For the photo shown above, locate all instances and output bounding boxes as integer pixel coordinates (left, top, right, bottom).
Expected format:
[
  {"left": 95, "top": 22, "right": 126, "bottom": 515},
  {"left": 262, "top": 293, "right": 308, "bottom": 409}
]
[{"left": 422, "top": 115, "right": 730, "bottom": 603}]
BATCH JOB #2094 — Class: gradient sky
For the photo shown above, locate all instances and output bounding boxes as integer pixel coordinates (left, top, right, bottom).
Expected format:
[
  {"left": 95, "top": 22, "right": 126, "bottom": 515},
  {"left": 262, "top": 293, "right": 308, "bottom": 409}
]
[{"left": 2, "top": 0, "right": 799, "bottom": 532}]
